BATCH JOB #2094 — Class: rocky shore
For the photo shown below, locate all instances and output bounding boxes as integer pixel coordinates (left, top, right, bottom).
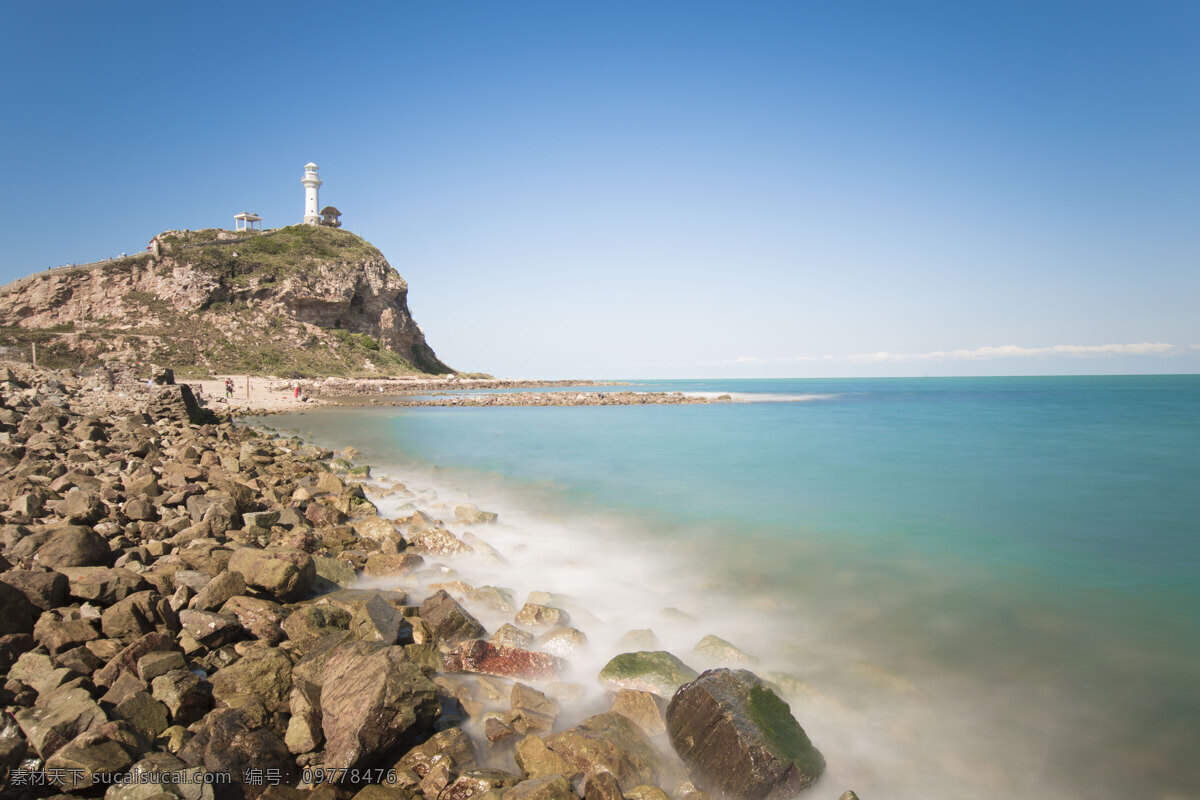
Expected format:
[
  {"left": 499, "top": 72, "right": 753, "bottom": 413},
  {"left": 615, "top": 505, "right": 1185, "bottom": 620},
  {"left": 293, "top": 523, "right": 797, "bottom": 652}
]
[{"left": 0, "top": 364, "right": 846, "bottom": 800}]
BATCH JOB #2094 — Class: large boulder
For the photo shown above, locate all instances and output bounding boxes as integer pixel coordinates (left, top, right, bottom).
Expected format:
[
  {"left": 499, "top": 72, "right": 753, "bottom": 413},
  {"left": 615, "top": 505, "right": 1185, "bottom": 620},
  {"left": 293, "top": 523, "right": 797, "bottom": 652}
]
[
  {"left": 220, "top": 595, "right": 287, "bottom": 644},
  {"left": 0, "top": 579, "right": 39, "bottom": 635},
  {"left": 419, "top": 590, "right": 485, "bottom": 644},
  {"left": 178, "top": 706, "right": 294, "bottom": 794},
  {"left": 101, "top": 590, "right": 177, "bottom": 640},
  {"left": 666, "top": 668, "right": 825, "bottom": 800},
  {"left": 33, "top": 615, "right": 100, "bottom": 655},
  {"left": 228, "top": 547, "right": 316, "bottom": 602},
  {"left": 209, "top": 646, "right": 293, "bottom": 707},
  {"left": 151, "top": 669, "right": 213, "bottom": 726},
  {"left": 52, "top": 490, "right": 107, "bottom": 525},
  {"left": 14, "top": 686, "right": 109, "bottom": 759},
  {"left": 33, "top": 526, "right": 112, "bottom": 568},
  {"left": 58, "top": 566, "right": 149, "bottom": 604},
  {"left": 543, "top": 712, "right": 662, "bottom": 787},
  {"left": 189, "top": 570, "right": 246, "bottom": 611},
  {"left": 44, "top": 730, "right": 133, "bottom": 792},
  {"left": 321, "top": 640, "right": 440, "bottom": 770},
  {"left": 0, "top": 568, "right": 69, "bottom": 610},
  {"left": 599, "top": 651, "right": 698, "bottom": 697}
]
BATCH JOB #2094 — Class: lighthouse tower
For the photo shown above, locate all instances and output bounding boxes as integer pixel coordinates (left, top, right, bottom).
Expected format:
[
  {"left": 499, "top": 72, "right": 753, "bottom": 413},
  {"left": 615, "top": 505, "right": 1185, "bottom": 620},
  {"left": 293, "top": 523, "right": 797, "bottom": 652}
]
[{"left": 301, "top": 162, "right": 322, "bottom": 225}]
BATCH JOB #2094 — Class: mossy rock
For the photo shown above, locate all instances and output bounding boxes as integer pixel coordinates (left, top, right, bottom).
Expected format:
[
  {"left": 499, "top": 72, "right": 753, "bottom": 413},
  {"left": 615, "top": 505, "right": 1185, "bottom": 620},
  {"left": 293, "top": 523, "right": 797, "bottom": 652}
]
[
  {"left": 666, "top": 668, "right": 824, "bottom": 799},
  {"left": 598, "top": 651, "right": 698, "bottom": 697}
]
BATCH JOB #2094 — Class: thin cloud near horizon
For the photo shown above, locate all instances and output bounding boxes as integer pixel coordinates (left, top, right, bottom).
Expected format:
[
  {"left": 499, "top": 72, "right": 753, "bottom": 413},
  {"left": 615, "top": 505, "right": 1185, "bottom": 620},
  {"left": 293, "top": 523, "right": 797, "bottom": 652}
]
[{"left": 723, "top": 342, "right": 1182, "bottom": 366}]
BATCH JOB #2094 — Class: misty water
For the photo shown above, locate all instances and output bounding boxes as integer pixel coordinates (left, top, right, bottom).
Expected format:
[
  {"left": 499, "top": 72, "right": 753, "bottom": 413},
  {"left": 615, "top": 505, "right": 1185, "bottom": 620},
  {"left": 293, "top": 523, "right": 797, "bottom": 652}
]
[{"left": 262, "top": 375, "right": 1200, "bottom": 799}]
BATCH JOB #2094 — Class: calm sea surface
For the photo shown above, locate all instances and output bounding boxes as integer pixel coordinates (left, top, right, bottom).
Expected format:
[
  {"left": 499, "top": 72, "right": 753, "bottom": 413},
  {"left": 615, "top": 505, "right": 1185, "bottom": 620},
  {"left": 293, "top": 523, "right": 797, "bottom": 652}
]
[{"left": 267, "top": 375, "right": 1200, "bottom": 799}]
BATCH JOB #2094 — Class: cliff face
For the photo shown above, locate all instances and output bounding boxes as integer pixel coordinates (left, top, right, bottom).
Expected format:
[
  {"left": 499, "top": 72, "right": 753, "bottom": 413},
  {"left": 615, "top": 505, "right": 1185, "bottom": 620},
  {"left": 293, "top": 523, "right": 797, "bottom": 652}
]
[{"left": 0, "top": 226, "right": 453, "bottom": 376}]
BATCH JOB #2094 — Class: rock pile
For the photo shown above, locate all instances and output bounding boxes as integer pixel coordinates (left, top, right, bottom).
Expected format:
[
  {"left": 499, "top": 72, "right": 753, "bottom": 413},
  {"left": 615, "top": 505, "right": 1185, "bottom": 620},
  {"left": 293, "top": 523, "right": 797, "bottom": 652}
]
[{"left": 0, "top": 364, "right": 841, "bottom": 800}]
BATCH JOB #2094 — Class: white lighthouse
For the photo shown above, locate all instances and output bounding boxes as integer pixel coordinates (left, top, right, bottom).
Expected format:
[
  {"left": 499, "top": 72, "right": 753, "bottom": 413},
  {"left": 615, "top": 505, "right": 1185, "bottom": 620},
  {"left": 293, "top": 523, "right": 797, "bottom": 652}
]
[{"left": 301, "top": 162, "right": 322, "bottom": 225}]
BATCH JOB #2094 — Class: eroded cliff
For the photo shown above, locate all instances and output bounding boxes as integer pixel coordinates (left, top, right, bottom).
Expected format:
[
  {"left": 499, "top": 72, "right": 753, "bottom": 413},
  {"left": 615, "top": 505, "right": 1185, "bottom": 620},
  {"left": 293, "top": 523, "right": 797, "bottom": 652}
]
[{"left": 0, "top": 225, "right": 453, "bottom": 376}]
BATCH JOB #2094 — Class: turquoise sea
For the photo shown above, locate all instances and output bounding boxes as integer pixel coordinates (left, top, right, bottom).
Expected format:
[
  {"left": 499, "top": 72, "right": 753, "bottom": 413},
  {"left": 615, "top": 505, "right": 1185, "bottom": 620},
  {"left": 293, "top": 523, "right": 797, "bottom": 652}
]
[{"left": 271, "top": 375, "right": 1200, "bottom": 799}]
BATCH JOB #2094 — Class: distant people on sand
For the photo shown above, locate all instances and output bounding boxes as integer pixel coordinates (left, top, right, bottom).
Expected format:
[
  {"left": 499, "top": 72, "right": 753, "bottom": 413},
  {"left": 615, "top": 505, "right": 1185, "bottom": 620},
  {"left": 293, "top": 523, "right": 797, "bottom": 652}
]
[
  {"left": 293, "top": 382, "right": 301, "bottom": 399},
  {"left": 224, "top": 378, "right": 234, "bottom": 399}
]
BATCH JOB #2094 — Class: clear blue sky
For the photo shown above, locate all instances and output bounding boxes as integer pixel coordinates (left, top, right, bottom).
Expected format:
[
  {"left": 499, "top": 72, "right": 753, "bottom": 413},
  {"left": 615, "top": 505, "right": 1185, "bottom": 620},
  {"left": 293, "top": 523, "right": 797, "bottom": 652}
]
[{"left": 3, "top": 1, "right": 1197, "bottom": 378}]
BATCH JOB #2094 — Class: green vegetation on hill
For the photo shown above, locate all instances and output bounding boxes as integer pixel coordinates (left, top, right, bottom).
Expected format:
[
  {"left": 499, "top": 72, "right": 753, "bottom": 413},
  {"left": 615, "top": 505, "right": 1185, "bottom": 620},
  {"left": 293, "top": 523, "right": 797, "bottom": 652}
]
[{"left": 163, "top": 226, "right": 385, "bottom": 286}]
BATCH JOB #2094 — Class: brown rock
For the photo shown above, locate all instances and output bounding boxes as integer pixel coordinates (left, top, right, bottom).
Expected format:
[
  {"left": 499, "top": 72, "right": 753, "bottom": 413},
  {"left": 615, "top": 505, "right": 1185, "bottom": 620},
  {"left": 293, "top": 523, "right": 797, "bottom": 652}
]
[
  {"left": 363, "top": 552, "right": 425, "bottom": 577},
  {"left": 514, "top": 735, "right": 579, "bottom": 780},
  {"left": 543, "top": 712, "right": 661, "bottom": 787},
  {"left": 0, "top": 568, "right": 68, "bottom": 610},
  {"left": 228, "top": 546, "right": 316, "bottom": 602},
  {"left": 178, "top": 706, "right": 294, "bottom": 793},
  {"left": 284, "top": 679, "right": 322, "bottom": 754},
  {"left": 514, "top": 603, "right": 570, "bottom": 629},
  {"left": 583, "top": 771, "right": 624, "bottom": 800},
  {"left": 94, "top": 631, "right": 177, "bottom": 688},
  {"left": 0, "top": 580, "right": 41, "bottom": 635},
  {"left": 33, "top": 616, "right": 100, "bottom": 655},
  {"left": 177, "top": 609, "right": 242, "bottom": 648},
  {"left": 665, "top": 668, "right": 825, "bottom": 800},
  {"left": 113, "top": 690, "right": 171, "bottom": 738},
  {"left": 419, "top": 589, "right": 485, "bottom": 645},
  {"left": 221, "top": 594, "right": 287, "bottom": 643},
  {"left": 611, "top": 689, "right": 667, "bottom": 737},
  {"left": 58, "top": 566, "right": 149, "bottom": 604},
  {"left": 14, "top": 686, "right": 108, "bottom": 759},
  {"left": 210, "top": 646, "right": 293, "bottom": 707},
  {"left": 441, "top": 769, "right": 522, "bottom": 800},
  {"left": 321, "top": 640, "right": 440, "bottom": 770},
  {"left": 52, "top": 490, "right": 107, "bottom": 526},
  {"left": 502, "top": 775, "right": 575, "bottom": 800},
  {"left": 189, "top": 569, "right": 246, "bottom": 611},
  {"left": 151, "top": 669, "right": 212, "bottom": 726},
  {"left": 101, "top": 590, "right": 177, "bottom": 640},
  {"left": 44, "top": 730, "right": 133, "bottom": 792},
  {"left": 34, "top": 525, "right": 112, "bottom": 568},
  {"left": 397, "top": 726, "right": 477, "bottom": 776}
]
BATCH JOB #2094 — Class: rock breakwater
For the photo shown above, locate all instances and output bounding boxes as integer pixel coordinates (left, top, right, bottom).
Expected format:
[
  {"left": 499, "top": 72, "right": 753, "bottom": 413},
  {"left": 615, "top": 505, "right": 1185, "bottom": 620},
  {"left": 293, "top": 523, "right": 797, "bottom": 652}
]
[
  {"left": 0, "top": 364, "right": 840, "bottom": 800},
  {"left": 324, "top": 392, "right": 734, "bottom": 408}
]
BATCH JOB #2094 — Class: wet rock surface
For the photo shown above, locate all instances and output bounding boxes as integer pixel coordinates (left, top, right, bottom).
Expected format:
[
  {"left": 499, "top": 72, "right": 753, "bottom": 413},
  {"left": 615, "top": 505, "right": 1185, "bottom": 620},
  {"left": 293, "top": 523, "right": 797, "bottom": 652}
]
[{"left": 667, "top": 668, "right": 825, "bottom": 800}]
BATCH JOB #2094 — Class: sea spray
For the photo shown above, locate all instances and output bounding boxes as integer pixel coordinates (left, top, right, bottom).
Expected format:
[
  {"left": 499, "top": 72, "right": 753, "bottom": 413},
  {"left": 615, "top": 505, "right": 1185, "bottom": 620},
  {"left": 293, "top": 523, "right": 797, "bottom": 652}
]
[{"left": 263, "top": 374, "right": 1200, "bottom": 799}]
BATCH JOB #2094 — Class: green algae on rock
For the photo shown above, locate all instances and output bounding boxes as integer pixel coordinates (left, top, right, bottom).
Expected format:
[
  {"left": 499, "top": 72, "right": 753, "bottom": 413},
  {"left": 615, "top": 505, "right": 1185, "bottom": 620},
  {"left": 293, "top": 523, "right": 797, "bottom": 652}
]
[{"left": 598, "top": 650, "right": 699, "bottom": 697}]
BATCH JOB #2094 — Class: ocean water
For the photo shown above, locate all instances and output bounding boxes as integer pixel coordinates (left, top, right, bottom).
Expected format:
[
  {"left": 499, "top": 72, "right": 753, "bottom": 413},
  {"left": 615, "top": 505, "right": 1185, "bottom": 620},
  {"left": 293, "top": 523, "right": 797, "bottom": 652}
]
[{"left": 267, "top": 375, "right": 1200, "bottom": 799}]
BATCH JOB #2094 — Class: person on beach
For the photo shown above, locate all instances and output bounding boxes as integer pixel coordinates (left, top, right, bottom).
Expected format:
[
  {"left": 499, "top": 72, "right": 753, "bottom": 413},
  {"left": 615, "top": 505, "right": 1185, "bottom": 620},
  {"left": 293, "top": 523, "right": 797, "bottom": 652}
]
[
  {"left": 224, "top": 378, "right": 233, "bottom": 399},
  {"left": 293, "top": 382, "right": 301, "bottom": 399}
]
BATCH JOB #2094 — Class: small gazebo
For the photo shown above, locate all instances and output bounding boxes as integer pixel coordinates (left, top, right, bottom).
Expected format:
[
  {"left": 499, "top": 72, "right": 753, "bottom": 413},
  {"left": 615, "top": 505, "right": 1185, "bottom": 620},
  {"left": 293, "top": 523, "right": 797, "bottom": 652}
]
[
  {"left": 319, "top": 206, "right": 342, "bottom": 228},
  {"left": 234, "top": 212, "right": 262, "bottom": 232}
]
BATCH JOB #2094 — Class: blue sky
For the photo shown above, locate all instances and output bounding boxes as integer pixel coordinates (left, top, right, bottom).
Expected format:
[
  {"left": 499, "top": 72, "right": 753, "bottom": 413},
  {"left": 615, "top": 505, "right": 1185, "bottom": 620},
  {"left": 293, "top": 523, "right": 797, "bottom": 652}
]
[{"left": 2, "top": 1, "right": 1197, "bottom": 377}]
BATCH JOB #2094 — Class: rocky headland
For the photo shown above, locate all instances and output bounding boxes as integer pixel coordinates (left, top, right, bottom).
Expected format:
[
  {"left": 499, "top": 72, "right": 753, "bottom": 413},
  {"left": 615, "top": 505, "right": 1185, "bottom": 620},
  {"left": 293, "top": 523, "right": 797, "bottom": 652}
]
[
  {"left": 0, "top": 226, "right": 452, "bottom": 377},
  {"left": 0, "top": 364, "right": 844, "bottom": 800}
]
